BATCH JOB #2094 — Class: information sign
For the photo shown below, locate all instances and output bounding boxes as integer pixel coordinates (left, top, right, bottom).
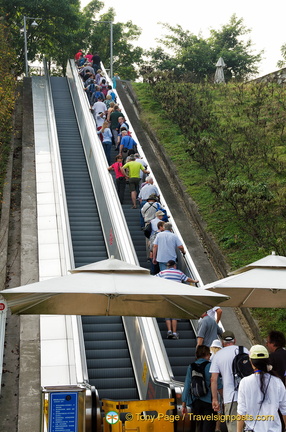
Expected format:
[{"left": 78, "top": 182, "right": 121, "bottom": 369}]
[{"left": 49, "top": 392, "right": 78, "bottom": 432}]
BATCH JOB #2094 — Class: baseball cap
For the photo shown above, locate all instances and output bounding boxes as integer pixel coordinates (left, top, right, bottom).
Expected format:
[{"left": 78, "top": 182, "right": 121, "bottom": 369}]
[
  {"left": 249, "top": 345, "right": 269, "bottom": 359},
  {"left": 221, "top": 330, "right": 235, "bottom": 341},
  {"left": 211, "top": 339, "right": 222, "bottom": 349}
]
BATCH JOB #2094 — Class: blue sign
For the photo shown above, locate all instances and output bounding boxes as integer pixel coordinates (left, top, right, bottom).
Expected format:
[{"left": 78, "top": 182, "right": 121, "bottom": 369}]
[{"left": 49, "top": 392, "right": 78, "bottom": 432}]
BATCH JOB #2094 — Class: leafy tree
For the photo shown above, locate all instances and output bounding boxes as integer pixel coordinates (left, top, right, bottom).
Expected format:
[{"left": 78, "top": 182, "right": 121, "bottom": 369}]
[
  {"left": 208, "top": 15, "right": 263, "bottom": 80},
  {"left": 145, "top": 15, "right": 262, "bottom": 82},
  {"left": 84, "top": 7, "right": 143, "bottom": 80},
  {"left": 143, "top": 76, "right": 286, "bottom": 253},
  {"left": 1, "top": 0, "right": 89, "bottom": 75},
  {"left": 0, "top": 21, "right": 16, "bottom": 214}
]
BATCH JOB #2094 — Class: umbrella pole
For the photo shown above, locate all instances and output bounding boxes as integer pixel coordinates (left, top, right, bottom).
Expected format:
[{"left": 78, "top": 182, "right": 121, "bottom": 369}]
[{"left": 240, "top": 289, "right": 255, "bottom": 306}]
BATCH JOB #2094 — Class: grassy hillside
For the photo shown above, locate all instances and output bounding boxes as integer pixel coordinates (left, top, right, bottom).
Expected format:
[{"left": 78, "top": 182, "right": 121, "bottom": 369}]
[{"left": 132, "top": 80, "right": 286, "bottom": 336}]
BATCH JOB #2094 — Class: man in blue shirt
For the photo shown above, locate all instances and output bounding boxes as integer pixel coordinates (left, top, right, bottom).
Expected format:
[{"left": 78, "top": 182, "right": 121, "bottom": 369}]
[{"left": 152, "top": 222, "right": 185, "bottom": 271}]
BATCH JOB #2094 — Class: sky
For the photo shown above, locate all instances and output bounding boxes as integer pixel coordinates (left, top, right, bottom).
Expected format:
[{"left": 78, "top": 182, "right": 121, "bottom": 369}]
[{"left": 81, "top": 0, "right": 286, "bottom": 77}]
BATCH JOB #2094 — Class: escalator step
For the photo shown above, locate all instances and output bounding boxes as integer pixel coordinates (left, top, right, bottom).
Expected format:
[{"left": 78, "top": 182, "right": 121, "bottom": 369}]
[
  {"left": 85, "top": 349, "right": 130, "bottom": 359},
  {"left": 82, "top": 316, "right": 122, "bottom": 324},
  {"left": 88, "top": 367, "right": 134, "bottom": 379},
  {"left": 92, "top": 377, "right": 136, "bottom": 390},
  {"left": 84, "top": 332, "right": 126, "bottom": 341},
  {"left": 87, "top": 358, "right": 132, "bottom": 369}
]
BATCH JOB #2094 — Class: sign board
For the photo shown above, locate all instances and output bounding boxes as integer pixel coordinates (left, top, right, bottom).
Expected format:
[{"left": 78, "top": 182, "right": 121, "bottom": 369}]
[
  {"left": 0, "top": 303, "right": 6, "bottom": 311},
  {"left": 49, "top": 392, "right": 78, "bottom": 432}
]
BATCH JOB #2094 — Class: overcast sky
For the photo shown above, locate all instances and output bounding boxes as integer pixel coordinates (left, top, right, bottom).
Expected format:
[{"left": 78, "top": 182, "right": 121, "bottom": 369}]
[{"left": 81, "top": 0, "right": 286, "bottom": 77}]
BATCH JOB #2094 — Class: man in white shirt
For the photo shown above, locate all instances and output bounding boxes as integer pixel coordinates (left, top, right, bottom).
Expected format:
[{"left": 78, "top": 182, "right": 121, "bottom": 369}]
[
  {"left": 207, "top": 306, "right": 222, "bottom": 323},
  {"left": 210, "top": 331, "right": 249, "bottom": 432},
  {"left": 138, "top": 177, "right": 160, "bottom": 228},
  {"left": 92, "top": 97, "right": 106, "bottom": 119}
]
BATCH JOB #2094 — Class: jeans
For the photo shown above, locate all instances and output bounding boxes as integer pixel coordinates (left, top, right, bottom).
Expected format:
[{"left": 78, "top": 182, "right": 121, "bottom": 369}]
[{"left": 102, "top": 141, "right": 112, "bottom": 165}]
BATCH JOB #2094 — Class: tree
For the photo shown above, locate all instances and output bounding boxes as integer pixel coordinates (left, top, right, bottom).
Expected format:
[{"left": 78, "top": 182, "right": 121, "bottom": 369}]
[
  {"left": 1, "top": 0, "right": 90, "bottom": 75},
  {"left": 84, "top": 7, "right": 143, "bottom": 80},
  {"left": 209, "top": 14, "right": 263, "bottom": 81},
  {"left": 0, "top": 21, "right": 16, "bottom": 211},
  {"left": 145, "top": 15, "right": 262, "bottom": 82}
]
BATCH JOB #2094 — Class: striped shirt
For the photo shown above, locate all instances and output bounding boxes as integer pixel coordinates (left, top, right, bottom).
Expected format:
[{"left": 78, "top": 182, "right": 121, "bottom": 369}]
[{"left": 156, "top": 268, "right": 188, "bottom": 283}]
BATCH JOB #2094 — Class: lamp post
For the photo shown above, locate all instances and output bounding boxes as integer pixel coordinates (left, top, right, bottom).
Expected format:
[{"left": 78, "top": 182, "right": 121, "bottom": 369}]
[
  {"left": 95, "top": 21, "right": 113, "bottom": 79},
  {"left": 23, "top": 16, "right": 42, "bottom": 77}
]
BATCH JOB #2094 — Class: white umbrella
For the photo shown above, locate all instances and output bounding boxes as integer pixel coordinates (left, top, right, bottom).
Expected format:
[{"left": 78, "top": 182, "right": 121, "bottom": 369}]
[
  {"left": 204, "top": 267, "right": 286, "bottom": 308},
  {"left": 0, "top": 257, "right": 229, "bottom": 318},
  {"left": 214, "top": 57, "right": 226, "bottom": 84}
]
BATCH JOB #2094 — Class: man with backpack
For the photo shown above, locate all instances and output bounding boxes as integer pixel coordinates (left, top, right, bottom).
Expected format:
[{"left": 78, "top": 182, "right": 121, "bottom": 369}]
[
  {"left": 182, "top": 345, "right": 221, "bottom": 432},
  {"left": 210, "top": 331, "right": 251, "bottom": 432}
]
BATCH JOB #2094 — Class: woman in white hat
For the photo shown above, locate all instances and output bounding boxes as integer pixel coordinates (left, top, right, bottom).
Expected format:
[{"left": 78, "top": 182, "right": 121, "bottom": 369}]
[
  {"left": 210, "top": 339, "right": 222, "bottom": 360},
  {"left": 237, "top": 344, "right": 286, "bottom": 432}
]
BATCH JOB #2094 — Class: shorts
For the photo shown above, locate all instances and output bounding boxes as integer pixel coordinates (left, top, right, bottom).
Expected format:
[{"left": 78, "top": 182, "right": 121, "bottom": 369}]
[
  {"left": 128, "top": 177, "right": 140, "bottom": 192},
  {"left": 165, "top": 318, "right": 181, "bottom": 321}
]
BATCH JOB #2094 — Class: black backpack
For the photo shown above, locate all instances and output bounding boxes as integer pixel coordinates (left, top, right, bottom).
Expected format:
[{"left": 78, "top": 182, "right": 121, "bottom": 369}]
[
  {"left": 143, "top": 222, "right": 152, "bottom": 239},
  {"left": 190, "top": 361, "right": 209, "bottom": 398},
  {"left": 232, "top": 346, "right": 253, "bottom": 390}
]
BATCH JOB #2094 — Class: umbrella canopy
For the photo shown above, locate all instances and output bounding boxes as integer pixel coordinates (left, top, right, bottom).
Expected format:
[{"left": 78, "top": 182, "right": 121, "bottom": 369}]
[
  {"left": 0, "top": 257, "right": 229, "bottom": 318},
  {"left": 204, "top": 268, "right": 286, "bottom": 308},
  {"left": 214, "top": 57, "right": 226, "bottom": 84}
]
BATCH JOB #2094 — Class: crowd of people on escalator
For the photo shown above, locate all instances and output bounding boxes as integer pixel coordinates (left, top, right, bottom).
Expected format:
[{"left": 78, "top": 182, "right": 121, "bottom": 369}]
[{"left": 75, "top": 48, "right": 195, "bottom": 280}]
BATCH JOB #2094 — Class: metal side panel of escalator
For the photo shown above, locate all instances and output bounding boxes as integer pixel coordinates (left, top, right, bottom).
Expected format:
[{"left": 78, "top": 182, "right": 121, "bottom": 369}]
[{"left": 50, "top": 76, "right": 138, "bottom": 400}]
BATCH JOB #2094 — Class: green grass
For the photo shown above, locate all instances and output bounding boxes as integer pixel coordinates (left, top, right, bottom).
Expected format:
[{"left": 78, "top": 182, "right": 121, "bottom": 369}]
[{"left": 133, "top": 81, "right": 286, "bottom": 336}]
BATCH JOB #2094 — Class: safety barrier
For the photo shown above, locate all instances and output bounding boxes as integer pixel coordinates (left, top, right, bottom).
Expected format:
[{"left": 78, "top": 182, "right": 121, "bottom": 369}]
[{"left": 102, "top": 398, "right": 176, "bottom": 432}]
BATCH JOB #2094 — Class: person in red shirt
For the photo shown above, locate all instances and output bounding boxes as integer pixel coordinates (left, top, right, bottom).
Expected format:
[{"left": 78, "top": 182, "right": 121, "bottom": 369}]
[
  {"left": 107, "top": 155, "right": 127, "bottom": 204},
  {"left": 74, "top": 49, "right": 83, "bottom": 64}
]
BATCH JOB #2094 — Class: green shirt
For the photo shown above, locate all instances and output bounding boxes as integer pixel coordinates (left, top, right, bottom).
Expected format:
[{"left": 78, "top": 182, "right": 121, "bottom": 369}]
[
  {"left": 123, "top": 161, "right": 145, "bottom": 178},
  {"left": 110, "top": 111, "right": 123, "bottom": 129}
]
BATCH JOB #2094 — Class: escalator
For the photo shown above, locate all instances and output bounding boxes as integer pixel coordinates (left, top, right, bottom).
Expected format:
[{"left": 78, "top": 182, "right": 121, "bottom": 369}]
[
  {"left": 83, "top": 316, "right": 138, "bottom": 400},
  {"left": 50, "top": 76, "right": 138, "bottom": 400},
  {"left": 157, "top": 319, "right": 196, "bottom": 382}
]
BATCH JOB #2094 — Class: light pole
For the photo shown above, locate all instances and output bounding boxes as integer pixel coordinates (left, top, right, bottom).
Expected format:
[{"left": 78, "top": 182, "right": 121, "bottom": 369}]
[
  {"left": 95, "top": 21, "right": 113, "bottom": 79},
  {"left": 23, "top": 16, "right": 42, "bottom": 77}
]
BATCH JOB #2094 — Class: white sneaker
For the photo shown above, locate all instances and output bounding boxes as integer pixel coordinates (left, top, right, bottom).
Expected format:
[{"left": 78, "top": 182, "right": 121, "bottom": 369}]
[
  {"left": 172, "top": 332, "right": 179, "bottom": 339},
  {"left": 167, "top": 331, "right": 173, "bottom": 339}
]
